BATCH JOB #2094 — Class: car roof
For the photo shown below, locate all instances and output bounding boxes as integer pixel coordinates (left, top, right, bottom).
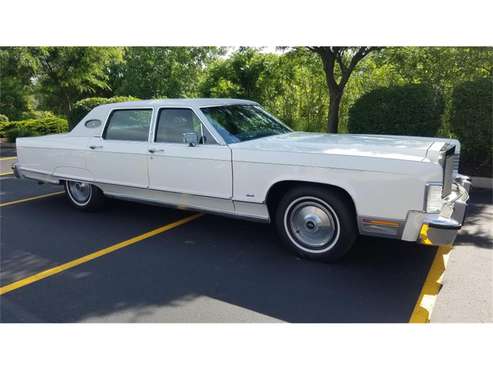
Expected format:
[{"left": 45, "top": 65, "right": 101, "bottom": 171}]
[{"left": 99, "top": 98, "right": 258, "bottom": 109}]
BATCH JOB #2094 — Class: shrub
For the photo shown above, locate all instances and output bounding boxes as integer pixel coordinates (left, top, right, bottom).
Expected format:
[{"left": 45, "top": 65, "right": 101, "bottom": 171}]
[
  {"left": 69, "top": 96, "right": 139, "bottom": 128},
  {"left": 20, "top": 110, "right": 57, "bottom": 120},
  {"left": 348, "top": 84, "right": 444, "bottom": 137},
  {"left": 4, "top": 126, "right": 39, "bottom": 143},
  {"left": 450, "top": 78, "right": 492, "bottom": 177},
  {"left": 0, "top": 114, "right": 9, "bottom": 122},
  {"left": 0, "top": 116, "right": 68, "bottom": 141}
]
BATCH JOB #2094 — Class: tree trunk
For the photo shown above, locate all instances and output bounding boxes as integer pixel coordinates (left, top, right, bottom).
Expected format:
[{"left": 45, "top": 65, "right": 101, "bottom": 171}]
[{"left": 328, "top": 91, "right": 342, "bottom": 133}]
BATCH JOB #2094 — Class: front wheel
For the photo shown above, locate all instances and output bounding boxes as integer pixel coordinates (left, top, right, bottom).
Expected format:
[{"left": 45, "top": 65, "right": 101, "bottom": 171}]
[
  {"left": 275, "top": 186, "right": 357, "bottom": 262},
  {"left": 64, "top": 180, "right": 105, "bottom": 211}
]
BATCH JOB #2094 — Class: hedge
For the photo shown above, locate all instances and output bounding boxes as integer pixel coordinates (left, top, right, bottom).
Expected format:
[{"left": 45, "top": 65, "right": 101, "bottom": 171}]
[
  {"left": 69, "top": 96, "right": 139, "bottom": 128},
  {"left": 0, "top": 116, "right": 68, "bottom": 142},
  {"left": 348, "top": 84, "right": 444, "bottom": 137},
  {"left": 0, "top": 114, "right": 8, "bottom": 122},
  {"left": 450, "top": 78, "right": 492, "bottom": 177}
]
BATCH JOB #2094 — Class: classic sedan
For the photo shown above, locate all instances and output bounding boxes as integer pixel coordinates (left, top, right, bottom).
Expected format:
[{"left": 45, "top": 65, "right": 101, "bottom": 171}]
[{"left": 12, "top": 99, "right": 471, "bottom": 261}]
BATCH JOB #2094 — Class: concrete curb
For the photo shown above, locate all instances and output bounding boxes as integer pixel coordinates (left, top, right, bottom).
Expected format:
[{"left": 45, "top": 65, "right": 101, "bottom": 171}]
[{"left": 471, "top": 177, "right": 493, "bottom": 190}]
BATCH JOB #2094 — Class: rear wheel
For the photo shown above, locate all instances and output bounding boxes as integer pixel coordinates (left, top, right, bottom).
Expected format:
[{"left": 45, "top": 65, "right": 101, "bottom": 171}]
[
  {"left": 275, "top": 185, "right": 357, "bottom": 262},
  {"left": 64, "top": 180, "right": 105, "bottom": 211}
]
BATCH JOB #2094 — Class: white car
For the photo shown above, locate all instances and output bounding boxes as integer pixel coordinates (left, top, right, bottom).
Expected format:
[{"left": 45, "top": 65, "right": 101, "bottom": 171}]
[{"left": 13, "top": 99, "right": 471, "bottom": 261}]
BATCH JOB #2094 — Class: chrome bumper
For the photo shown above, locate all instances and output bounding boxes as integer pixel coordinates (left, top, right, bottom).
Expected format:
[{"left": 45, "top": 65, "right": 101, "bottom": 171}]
[
  {"left": 418, "top": 175, "right": 471, "bottom": 246},
  {"left": 11, "top": 163, "right": 21, "bottom": 179}
]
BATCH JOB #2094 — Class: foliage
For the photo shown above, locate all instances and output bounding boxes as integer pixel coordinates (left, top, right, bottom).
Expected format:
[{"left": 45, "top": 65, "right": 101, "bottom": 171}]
[
  {"left": 4, "top": 126, "right": 39, "bottom": 143},
  {"left": 450, "top": 78, "right": 492, "bottom": 177},
  {"left": 0, "top": 116, "right": 68, "bottom": 141},
  {"left": 20, "top": 110, "right": 57, "bottom": 120},
  {"left": 0, "top": 47, "right": 36, "bottom": 120},
  {"left": 308, "top": 47, "right": 381, "bottom": 133},
  {"left": 348, "top": 84, "right": 444, "bottom": 136},
  {"left": 28, "top": 47, "right": 124, "bottom": 116},
  {"left": 200, "top": 48, "right": 328, "bottom": 132},
  {"left": 375, "top": 47, "right": 493, "bottom": 91},
  {"left": 69, "top": 96, "right": 139, "bottom": 128},
  {"left": 111, "top": 47, "right": 224, "bottom": 99},
  {"left": 0, "top": 114, "right": 9, "bottom": 122}
]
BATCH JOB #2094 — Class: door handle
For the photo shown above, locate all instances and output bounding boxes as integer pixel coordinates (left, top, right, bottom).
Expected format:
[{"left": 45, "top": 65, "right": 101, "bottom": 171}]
[
  {"left": 148, "top": 148, "right": 164, "bottom": 154},
  {"left": 89, "top": 145, "right": 103, "bottom": 150}
]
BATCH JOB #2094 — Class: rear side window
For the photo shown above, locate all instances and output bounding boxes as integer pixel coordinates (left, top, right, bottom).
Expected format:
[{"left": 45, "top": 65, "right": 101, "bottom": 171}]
[{"left": 104, "top": 109, "right": 152, "bottom": 141}]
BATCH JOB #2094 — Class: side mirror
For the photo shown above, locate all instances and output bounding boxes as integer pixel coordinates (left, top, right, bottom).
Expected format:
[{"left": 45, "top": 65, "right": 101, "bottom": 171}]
[{"left": 183, "top": 132, "right": 199, "bottom": 147}]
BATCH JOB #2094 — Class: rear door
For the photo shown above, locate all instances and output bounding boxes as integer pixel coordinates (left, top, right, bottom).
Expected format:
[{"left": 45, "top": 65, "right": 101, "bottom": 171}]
[{"left": 86, "top": 108, "right": 153, "bottom": 188}]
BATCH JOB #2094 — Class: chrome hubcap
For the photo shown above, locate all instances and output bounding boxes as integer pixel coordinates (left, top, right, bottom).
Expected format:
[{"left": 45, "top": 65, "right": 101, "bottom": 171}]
[
  {"left": 287, "top": 198, "right": 339, "bottom": 251},
  {"left": 67, "top": 181, "right": 91, "bottom": 204}
]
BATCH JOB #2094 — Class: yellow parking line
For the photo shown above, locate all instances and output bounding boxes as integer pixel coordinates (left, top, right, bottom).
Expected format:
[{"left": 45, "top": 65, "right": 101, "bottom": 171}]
[
  {"left": 409, "top": 245, "right": 453, "bottom": 323},
  {"left": 0, "top": 191, "right": 65, "bottom": 207},
  {"left": 0, "top": 171, "right": 13, "bottom": 176},
  {"left": 0, "top": 213, "right": 203, "bottom": 296},
  {"left": 0, "top": 156, "right": 17, "bottom": 161}
]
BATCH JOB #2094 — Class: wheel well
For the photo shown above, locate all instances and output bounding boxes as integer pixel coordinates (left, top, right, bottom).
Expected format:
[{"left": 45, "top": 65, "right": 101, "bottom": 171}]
[{"left": 265, "top": 180, "right": 357, "bottom": 217}]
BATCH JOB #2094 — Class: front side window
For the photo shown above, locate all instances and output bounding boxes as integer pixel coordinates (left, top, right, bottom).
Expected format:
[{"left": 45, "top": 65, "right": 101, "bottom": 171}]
[
  {"left": 155, "top": 108, "right": 216, "bottom": 144},
  {"left": 104, "top": 109, "right": 152, "bottom": 141},
  {"left": 200, "top": 105, "right": 291, "bottom": 144}
]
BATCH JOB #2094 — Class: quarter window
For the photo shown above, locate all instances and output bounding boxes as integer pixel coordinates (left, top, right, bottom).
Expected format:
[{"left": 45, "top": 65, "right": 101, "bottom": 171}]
[
  {"left": 155, "top": 108, "right": 216, "bottom": 144},
  {"left": 104, "top": 109, "right": 152, "bottom": 141},
  {"left": 84, "top": 119, "right": 101, "bottom": 128}
]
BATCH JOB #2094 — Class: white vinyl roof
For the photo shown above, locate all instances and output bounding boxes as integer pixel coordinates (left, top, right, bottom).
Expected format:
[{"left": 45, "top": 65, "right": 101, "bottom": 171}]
[{"left": 99, "top": 98, "right": 258, "bottom": 109}]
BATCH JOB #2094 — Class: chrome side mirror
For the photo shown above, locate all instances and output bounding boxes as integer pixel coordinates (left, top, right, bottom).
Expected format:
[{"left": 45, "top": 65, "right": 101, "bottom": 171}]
[{"left": 183, "top": 132, "right": 199, "bottom": 147}]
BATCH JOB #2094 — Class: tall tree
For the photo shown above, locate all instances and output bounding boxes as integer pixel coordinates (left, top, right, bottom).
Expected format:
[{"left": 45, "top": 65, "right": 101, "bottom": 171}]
[
  {"left": 111, "top": 47, "right": 224, "bottom": 99},
  {"left": 28, "top": 47, "right": 123, "bottom": 116},
  {"left": 200, "top": 47, "right": 278, "bottom": 102},
  {"left": 308, "top": 47, "right": 380, "bottom": 133},
  {"left": 0, "top": 47, "right": 36, "bottom": 120}
]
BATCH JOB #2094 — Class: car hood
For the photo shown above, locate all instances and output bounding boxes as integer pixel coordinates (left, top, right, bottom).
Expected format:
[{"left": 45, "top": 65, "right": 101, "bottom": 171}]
[{"left": 230, "top": 132, "right": 453, "bottom": 162}]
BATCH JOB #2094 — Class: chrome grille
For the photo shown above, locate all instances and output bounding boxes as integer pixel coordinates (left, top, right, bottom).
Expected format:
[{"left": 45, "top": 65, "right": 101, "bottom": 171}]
[
  {"left": 442, "top": 146, "right": 455, "bottom": 197},
  {"left": 452, "top": 153, "right": 460, "bottom": 173}
]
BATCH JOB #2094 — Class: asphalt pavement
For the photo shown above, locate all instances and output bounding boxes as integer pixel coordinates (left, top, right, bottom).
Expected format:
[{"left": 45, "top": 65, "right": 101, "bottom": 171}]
[{"left": 0, "top": 148, "right": 446, "bottom": 323}]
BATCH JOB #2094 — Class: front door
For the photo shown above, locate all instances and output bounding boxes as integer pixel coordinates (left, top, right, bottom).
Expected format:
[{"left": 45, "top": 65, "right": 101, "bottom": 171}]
[
  {"left": 148, "top": 107, "right": 233, "bottom": 199},
  {"left": 86, "top": 108, "right": 152, "bottom": 188}
]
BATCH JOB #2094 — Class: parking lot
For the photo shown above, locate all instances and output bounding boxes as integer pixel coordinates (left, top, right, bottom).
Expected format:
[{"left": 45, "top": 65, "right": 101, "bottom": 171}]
[{"left": 0, "top": 154, "right": 444, "bottom": 323}]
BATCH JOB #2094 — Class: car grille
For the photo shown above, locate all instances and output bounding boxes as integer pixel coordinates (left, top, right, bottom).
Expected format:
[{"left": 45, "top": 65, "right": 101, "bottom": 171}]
[
  {"left": 442, "top": 145, "right": 455, "bottom": 197},
  {"left": 452, "top": 153, "right": 460, "bottom": 173}
]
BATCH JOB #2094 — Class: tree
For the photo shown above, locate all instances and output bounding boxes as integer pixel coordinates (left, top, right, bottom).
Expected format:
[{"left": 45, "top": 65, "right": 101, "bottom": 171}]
[
  {"left": 375, "top": 47, "right": 493, "bottom": 91},
  {"left": 0, "top": 47, "right": 36, "bottom": 120},
  {"left": 308, "top": 47, "right": 381, "bottom": 133},
  {"left": 28, "top": 47, "right": 123, "bottom": 116},
  {"left": 200, "top": 47, "right": 278, "bottom": 102},
  {"left": 111, "top": 47, "right": 224, "bottom": 99}
]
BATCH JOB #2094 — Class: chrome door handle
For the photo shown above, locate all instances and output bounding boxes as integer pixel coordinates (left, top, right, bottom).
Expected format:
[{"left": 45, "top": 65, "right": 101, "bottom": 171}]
[
  {"left": 148, "top": 148, "right": 164, "bottom": 153},
  {"left": 89, "top": 145, "right": 103, "bottom": 150}
]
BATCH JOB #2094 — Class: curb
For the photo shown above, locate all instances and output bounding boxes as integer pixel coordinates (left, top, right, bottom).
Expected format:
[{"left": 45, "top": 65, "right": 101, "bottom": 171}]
[{"left": 471, "top": 177, "right": 493, "bottom": 190}]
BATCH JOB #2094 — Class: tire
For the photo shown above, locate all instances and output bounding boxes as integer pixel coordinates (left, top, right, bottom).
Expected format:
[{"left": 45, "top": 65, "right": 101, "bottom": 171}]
[
  {"left": 64, "top": 180, "right": 105, "bottom": 211},
  {"left": 274, "top": 185, "right": 357, "bottom": 262}
]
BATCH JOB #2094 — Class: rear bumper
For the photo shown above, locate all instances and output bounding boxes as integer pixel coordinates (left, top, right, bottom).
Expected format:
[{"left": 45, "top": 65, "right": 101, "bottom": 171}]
[
  {"left": 403, "top": 175, "right": 471, "bottom": 246},
  {"left": 11, "top": 163, "right": 21, "bottom": 179}
]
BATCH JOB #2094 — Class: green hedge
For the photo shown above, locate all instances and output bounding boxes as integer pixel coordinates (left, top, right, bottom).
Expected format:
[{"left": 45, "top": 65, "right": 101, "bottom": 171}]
[
  {"left": 348, "top": 84, "right": 444, "bottom": 137},
  {"left": 0, "top": 116, "right": 68, "bottom": 142},
  {"left": 69, "top": 96, "right": 139, "bottom": 128},
  {"left": 450, "top": 78, "right": 492, "bottom": 177},
  {"left": 0, "top": 114, "right": 8, "bottom": 122}
]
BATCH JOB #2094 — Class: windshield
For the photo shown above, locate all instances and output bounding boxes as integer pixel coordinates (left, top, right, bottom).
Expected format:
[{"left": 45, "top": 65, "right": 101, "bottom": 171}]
[{"left": 200, "top": 105, "right": 291, "bottom": 144}]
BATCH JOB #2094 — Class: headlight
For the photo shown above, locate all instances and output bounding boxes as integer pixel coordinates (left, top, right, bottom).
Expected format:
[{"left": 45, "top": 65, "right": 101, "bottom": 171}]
[{"left": 425, "top": 184, "right": 443, "bottom": 213}]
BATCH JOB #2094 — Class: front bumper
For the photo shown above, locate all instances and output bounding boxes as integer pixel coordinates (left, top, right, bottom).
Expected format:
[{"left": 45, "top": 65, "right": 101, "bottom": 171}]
[
  {"left": 420, "top": 175, "right": 471, "bottom": 246},
  {"left": 403, "top": 175, "right": 471, "bottom": 246}
]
